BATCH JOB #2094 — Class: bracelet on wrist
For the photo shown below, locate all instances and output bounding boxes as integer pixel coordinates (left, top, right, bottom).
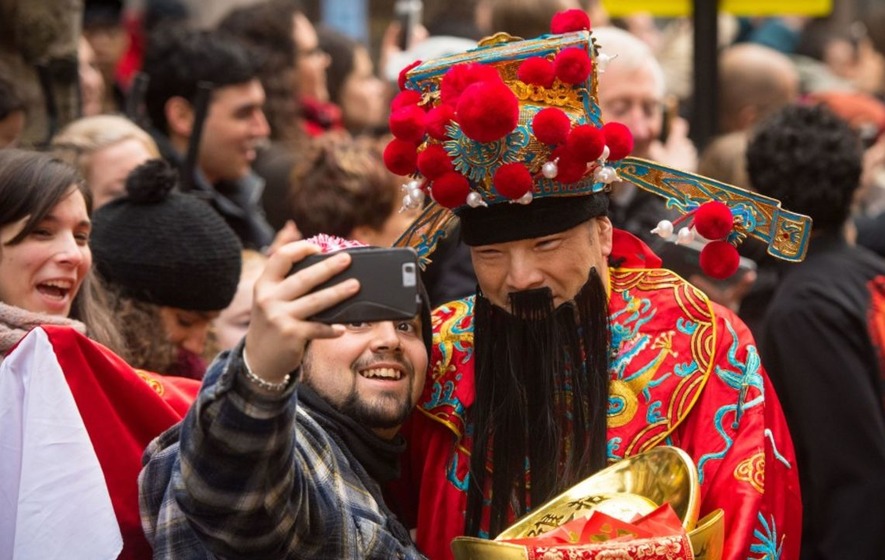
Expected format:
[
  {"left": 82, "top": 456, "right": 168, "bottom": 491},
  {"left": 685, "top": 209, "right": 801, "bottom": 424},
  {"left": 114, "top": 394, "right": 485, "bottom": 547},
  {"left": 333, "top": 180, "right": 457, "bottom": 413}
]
[{"left": 242, "top": 348, "right": 291, "bottom": 393}]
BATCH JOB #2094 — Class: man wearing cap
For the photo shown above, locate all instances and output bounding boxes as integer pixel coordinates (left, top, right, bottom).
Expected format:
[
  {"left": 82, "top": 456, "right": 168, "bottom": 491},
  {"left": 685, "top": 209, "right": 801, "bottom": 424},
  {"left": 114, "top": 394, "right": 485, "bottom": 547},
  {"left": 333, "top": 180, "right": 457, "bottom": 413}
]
[
  {"left": 385, "top": 10, "right": 803, "bottom": 560},
  {"left": 139, "top": 235, "right": 432, "bottom": 558}
]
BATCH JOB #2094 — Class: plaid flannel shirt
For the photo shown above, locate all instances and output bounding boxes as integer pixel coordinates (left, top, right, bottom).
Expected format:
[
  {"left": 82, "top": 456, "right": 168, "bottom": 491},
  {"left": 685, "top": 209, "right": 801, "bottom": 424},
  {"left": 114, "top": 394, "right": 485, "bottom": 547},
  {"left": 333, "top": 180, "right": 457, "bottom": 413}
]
[{"left": 139, "top": 345, "right": 424, "bottom": 559}]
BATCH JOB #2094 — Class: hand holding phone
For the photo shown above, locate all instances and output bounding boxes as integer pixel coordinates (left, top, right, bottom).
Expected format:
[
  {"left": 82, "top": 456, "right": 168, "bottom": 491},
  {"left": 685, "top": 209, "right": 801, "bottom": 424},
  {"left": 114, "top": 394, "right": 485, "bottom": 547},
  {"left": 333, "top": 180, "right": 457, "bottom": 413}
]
[
  {"left": 243, "top": 242, "right": 359, "bottom": 383},
  {"left": 288, "top": 247, "right": 420, "bottom": 324},
  {"left": 394, "top": 0, "right": 423, "bottom": 50}
]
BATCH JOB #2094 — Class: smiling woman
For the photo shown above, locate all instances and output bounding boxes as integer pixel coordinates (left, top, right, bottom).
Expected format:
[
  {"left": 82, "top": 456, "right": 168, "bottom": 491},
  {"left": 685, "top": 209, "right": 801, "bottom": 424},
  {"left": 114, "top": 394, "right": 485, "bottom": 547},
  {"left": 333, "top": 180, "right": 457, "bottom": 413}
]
[{"left": 0, "top": 149, "right": 125, "bottom": 359}]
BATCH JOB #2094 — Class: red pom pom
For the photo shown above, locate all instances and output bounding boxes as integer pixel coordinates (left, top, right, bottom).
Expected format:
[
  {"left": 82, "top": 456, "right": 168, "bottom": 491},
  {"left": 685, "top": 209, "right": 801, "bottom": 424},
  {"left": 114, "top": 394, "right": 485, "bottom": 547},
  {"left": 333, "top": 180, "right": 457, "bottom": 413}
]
[
  {"left": 398, "top": 60, "right": 422, "bottom": 91},
  {"left": 532, "top": 108, "right": 571, "bottom": 145},
  {"left": 389, "top": 105, "right": 426, "bottom": 143},
  {"left": 493, "top": 162, "right": 534, "bottom": 200},
  {"left": 383, "top": 138, "right": 418, "bottom": 176},
  {"left": 417, "top": 144, "right": 454, "bottom": 179},
  {"left": 566, "top": 124, "right": 605, "bottom": 162},
  {"left": 518, "top": 57, "right": 555, "bottom": 88},
  {"left": 699, "top": 241, "right": 740, "bottom": 279},
  {"left": 551, "top": 9, "right": 591, "bottom": 34},
  {"left": 426, "top": 104, "right": 455, "bottom": 140},
  {"left": 554, "top": 47, "right": 592, "bottom": 85},
  {"left": 390, "top": 90, "right": 422, "bottom": 112},
  {"left": 694, "top": 201, "right": 734, "bottom": 240},
  {"left": 431, "top": 172, "right": 471, "bottom": 209},
  {"left": 602, "top": 122, "right": 634, "bottom": 160},
  {"left": 456, "top": 80, "right": 519, "bottom": 143},
  {"left": 440, "top": 63, "right": 501, "bottom": 105},
  {"left": 551, "top": 146, "right": 588, "bottom": 184}
]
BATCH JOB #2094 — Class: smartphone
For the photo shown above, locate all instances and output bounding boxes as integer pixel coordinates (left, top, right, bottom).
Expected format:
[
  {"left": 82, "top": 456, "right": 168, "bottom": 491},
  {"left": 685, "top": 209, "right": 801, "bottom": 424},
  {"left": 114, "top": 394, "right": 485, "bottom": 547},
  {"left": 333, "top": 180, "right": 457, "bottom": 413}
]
[
  {"left": 289, "top": 247, "right": 420, "bottom": 324},
  {"left": 394, "top": 0, "right": 422, "bottom": 50},
  {"left": 657, "top": 239, "right": 757, "bottom": 286}
]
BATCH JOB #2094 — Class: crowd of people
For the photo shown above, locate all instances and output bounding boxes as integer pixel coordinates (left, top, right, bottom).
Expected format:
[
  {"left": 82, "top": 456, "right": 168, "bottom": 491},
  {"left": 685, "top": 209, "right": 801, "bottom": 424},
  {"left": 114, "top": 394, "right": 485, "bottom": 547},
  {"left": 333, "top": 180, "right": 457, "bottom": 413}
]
[{"left": 1, "top": 0, "right": 885, "bottom": 559}]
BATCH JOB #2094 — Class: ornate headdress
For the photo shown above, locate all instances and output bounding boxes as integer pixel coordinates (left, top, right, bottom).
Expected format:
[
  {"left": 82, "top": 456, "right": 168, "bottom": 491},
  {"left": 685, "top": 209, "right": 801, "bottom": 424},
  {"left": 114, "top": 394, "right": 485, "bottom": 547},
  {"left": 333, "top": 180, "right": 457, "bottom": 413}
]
[{"left": 386, "top": 10, "right": 812, "bottom": 278}]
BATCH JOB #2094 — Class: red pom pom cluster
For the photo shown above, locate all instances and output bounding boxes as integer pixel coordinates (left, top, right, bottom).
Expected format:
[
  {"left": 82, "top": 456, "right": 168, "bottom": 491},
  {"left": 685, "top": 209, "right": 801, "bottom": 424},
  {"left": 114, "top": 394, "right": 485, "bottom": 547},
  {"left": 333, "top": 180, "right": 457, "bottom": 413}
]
[
  {"left": 383, "top": 138, "right": 418, "bottom": 176},
  {"left": 417, "top": 144, "right": 453, "bottom": 179},
  {"left": 533, "top": 108, "right": 571, "bottom": 145},
  {"left": 602, "top": 122, "right": 633, "bottom": 160},
  {"left": 699, "top": 241, "right": 740, "bottom": 279},
  {"left": 518, "top": 57, "right": 555, "bottom": 88},
  {"left": 389, "top": 104, "right": 426, "bottom": 143},
  {"left": 567, "top": 124, "right": 605, "bottom": 162},
  {"left": 425, "top": 104, "right": 455, "bottom": 140},
  {"left": 687, "top": 201, "right": 738, "bottom": 279},
  {"left": 431, "top": 172, "right": 471, "bottom": 209},
  {"left": 693, "top": 201, "right": 734, "bottom": 240},
  {"left": 390, "top": 90, "right": 422, "bottom": 112},
  {"left": 494, "top": 163, "right": 533, "bottom": 199},
  {"left": 550, "top": 146, "right": 587, "bottom": 184},
  {"left": 455, "top": 75, "right": 519, "bottom": 143},
  {"left": 440, "top": 63, "right": 500, "bottom": 106},
  {"left": 554, "top": 47, "right": 592, "bottom": 85},
  {"left": 550, "top": 9, "right": 591, "bottom": 34}
]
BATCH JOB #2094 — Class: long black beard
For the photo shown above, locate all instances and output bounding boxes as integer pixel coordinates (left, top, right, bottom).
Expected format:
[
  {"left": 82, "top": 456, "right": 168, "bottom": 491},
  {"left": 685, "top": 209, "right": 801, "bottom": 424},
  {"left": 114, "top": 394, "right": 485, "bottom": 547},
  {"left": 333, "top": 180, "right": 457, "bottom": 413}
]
[{"left": 465, "top": 268, "right": 611, "bottom": 538}]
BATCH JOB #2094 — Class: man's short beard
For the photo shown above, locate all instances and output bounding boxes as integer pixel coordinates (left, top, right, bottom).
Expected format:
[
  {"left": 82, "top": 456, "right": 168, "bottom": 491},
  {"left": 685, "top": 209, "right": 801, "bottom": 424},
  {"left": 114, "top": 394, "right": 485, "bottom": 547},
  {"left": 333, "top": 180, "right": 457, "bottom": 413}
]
[
  {"left": 338, "top": 389, "right": 414, "bottom": 430},
  {"left": 303, "top": 352, "right": 415, "bottom": 430},
  {"left": 465, "top": 268, "right": 611, "bottom": 538}
]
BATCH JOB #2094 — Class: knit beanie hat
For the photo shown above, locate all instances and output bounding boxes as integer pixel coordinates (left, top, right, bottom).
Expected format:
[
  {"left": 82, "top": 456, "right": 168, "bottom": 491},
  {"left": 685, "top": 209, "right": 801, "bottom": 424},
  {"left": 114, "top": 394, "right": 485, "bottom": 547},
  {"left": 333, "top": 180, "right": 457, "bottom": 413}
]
[{"left": 91, "top": 159, "right": 243, "bottom": 311}]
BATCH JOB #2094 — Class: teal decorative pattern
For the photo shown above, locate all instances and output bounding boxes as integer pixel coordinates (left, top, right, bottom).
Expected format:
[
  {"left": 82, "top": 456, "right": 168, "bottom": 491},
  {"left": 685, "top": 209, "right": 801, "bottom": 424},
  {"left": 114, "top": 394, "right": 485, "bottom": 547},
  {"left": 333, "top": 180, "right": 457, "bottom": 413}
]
[{"left": 615, "top": 157, "right": 813, "bottom": 261}]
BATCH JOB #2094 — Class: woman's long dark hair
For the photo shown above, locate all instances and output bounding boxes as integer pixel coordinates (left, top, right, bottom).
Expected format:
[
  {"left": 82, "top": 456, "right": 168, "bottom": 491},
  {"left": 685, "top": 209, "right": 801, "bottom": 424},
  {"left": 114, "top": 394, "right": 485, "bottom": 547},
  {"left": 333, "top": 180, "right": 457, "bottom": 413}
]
[{"left": 465, "top": 268, "right": 611, "bottom": 537}]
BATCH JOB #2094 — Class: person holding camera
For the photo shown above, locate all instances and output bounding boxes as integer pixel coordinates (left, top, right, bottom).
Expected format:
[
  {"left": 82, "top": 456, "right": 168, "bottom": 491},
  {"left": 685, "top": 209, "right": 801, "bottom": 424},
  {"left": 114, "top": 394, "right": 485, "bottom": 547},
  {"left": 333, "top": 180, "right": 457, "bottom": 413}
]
[{"left": 139, "top": 236, "right": 431, "bottom": 559}]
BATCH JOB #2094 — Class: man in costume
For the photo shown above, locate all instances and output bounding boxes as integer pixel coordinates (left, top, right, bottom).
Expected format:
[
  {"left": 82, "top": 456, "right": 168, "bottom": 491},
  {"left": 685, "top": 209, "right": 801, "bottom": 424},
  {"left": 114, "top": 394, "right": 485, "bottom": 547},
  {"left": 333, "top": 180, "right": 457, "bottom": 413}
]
[{"left": 384, "top": 9, "right": 810, "bottom": 560}]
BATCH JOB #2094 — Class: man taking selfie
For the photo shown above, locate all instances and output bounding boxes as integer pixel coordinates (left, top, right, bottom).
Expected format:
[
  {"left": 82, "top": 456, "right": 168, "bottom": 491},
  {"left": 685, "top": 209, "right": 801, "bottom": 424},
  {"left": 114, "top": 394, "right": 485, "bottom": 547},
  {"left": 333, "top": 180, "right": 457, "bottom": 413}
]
[{"left": 139, "top": 236, "right": 430, "bottom": 559}]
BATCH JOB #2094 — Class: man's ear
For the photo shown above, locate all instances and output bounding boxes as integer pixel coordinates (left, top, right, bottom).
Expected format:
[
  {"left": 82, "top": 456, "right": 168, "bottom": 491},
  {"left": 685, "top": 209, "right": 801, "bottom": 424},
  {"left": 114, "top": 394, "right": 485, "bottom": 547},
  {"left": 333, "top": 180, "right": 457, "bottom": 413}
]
[
  {"left": 595, "top": 216, "right": 614, "bottom": 257},
  {"left": 165, "top": 96, "right": 194, "bottom": 139}
]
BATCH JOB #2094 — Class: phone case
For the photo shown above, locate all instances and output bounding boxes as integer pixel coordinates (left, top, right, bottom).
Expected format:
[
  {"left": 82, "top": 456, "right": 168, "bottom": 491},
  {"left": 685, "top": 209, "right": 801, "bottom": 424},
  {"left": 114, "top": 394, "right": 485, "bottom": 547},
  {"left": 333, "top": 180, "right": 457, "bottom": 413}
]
[{"left": 289, "top": 247, "right": 420, "bottom": 324}]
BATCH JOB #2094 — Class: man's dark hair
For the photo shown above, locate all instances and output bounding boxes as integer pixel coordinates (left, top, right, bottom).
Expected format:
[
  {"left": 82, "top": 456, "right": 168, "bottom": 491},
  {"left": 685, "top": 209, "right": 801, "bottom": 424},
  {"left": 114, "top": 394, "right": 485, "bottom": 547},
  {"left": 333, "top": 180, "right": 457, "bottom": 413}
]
[
  {"left": 142, "top": 27, "right": 261, "bottom": 134},
  {"left": 746, "top": 103, "right": 863, "bottom": 233}
]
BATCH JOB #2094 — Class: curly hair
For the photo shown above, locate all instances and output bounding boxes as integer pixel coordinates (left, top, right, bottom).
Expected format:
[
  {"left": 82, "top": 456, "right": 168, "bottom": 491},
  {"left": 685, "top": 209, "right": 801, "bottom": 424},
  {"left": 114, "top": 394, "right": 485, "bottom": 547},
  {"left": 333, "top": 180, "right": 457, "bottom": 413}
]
[
  {"left": 288, "top": 135, "right": 398, "bottom": 238},
  {"left": 746, "top": 103, "right": 863, "bottom": 233},
  {"left": 102, "top": 282, "right": 178, "bottom": 374}
]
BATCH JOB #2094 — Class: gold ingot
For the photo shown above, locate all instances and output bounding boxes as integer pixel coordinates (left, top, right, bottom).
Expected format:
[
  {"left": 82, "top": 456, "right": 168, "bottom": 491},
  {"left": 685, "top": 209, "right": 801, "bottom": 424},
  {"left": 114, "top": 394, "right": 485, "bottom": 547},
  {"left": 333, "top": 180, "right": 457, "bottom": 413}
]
[
  {"left": 689, "top": 509, "right": 725, "bottom": 560},
  {"left": 452, "top": 446, "right": 725, "bottom": 559}
]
